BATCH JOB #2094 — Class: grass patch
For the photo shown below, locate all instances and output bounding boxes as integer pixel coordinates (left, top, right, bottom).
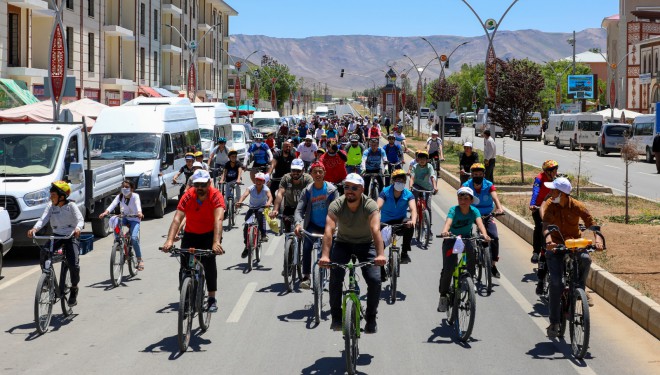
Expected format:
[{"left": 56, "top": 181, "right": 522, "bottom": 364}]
[{"left": 605, "top": 215, "right": 660, "bottom": 225}]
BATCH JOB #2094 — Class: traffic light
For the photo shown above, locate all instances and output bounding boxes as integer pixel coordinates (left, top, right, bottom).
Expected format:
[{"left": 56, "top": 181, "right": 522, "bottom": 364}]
[{"left": 340, "top": 69, "right": 345, "bottom": 78}]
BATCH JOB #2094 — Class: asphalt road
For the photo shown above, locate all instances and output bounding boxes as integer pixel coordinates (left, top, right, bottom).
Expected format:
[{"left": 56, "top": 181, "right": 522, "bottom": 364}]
[{"left": 1, "top": 166, "right": 658, "bottom": 374}]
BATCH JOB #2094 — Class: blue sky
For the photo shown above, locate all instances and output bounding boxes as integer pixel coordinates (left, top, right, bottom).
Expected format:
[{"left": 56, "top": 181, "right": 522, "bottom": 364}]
[{"left": 230, "top": 0, "right": 618, "bottom": 38}]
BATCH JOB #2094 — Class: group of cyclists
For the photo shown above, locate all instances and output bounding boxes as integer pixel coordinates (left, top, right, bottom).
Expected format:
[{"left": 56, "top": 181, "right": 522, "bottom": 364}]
[{"left": 27, "top": 111, "right": 604, "bottom": 343}]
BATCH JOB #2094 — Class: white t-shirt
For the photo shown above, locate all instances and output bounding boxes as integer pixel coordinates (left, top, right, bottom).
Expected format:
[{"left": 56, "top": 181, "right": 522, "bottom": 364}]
[
  {"left": 297, "top": 142, "right": 318, "bottom": 162},
  {"left": 394, "top": 132, "right": 406, "bottom": 147},
  {"left": 426, "top": 137, "right": 442, "bottom": 153},
  {"left": 315, "top": 128, "right": 325, "bottom": 140}
]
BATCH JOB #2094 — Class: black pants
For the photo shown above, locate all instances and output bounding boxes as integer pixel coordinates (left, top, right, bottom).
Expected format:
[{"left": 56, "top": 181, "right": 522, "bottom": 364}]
[
  {"left": 181, "top": 231, "right": 218, "bottom": 292},
  {"left": 485, "top": 158, "right": 495, "bottom": 183},
  {"left": 42, "top": 238, "right": 80, "bottom": 286},
  {"left": 385, "top": 163, "right": 403, "bottom": 185},
  {"left": 270, "top": 177, "right": 282, "bottom": 193},
  {"left": 383, "top": 218, "right": 413, "bottom": 253},
  {"left": 363, "top": 169, "right": 383, "bottom": 196},
  {"left": 329, "top": 241, "right": 381, "bottom": 321},
  {"left": 243, "top": 208, "right": 267, "bottom": 244},
  {"left": 282, "top": 206, "right": 296, "bottom": 233},
  {"left": 532, "top": 209, "right": 543, "bottom": 255},
  {"left": 439, "top": 238, "right": 475, "bottom": 295}
]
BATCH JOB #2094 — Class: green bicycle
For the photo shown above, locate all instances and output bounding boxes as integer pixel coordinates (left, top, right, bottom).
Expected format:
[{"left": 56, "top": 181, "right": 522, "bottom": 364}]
[{"left": 328, "top": 255, "right": 375, "bottom": 375}]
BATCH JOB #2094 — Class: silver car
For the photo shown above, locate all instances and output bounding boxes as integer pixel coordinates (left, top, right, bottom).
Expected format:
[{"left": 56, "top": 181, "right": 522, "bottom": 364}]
[{"left": 596, "top": 123, "right": 631, "bottom": 157}]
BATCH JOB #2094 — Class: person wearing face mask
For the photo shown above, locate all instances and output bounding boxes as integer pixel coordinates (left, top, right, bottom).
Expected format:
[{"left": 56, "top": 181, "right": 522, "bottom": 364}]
[
  {"left": 377, "top": 169, "right": 417, "bottom": 268},
  {"left": 542, "top": 177, "right": 603, "bottom": 337},
  {"left": 318, "top": 140, "right": 347, "bottom": 193},
  {"left": 530, "top": 160, "right": 559, "bottom": 296},
  {"left": 462, "top": 163, "right": 504, "bottom": 278},
  {"left": 268, "top": 140, "right": 295, "bottom": 192},
  {"left": 100, "top": 180, "right": 145, "bottom": 270},
  {"left": 248, "top": 133, "right": 273, "bottom": 183}
]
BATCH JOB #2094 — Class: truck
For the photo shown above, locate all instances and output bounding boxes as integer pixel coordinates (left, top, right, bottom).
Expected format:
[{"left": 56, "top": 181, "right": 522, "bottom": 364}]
[
  {"left": 0, "top": 207, "right": 13, "bottom": 278},
  {"left": 1, "top": 122, "right": 125, "bottom": 247}
]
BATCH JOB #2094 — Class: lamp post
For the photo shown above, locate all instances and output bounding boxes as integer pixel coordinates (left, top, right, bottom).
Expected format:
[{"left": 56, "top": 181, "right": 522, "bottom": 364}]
[
  {"left": 340, "top": 69, "right": 377, "bottom": 116},
  {"left": 403, "top": 55, "right": 441, "bottom": 136},
  {"left": 597, "top": 50, "right": 633, "bottom": 121},
  {"left": 543, "top": 60, "right": 573, "bottom": 113},
  {"left": 220, "top": 48, "right": 259, "bottom": 107}
]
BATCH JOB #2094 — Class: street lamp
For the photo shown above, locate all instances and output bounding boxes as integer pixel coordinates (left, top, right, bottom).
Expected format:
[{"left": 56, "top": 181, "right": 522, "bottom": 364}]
[
  {"left": 220, "top": 48, "right": 259, "bottom": 108},
  {"left": 339, "top": 70, "right": 377, "bottom": 116},
  {"left": 403, "top": 55, "right": 442, "bottom": 136},
  {"left": 596, "top": 50, "right": 633, "bottom": 121},
  {"left": 420, "top": 38, "right": 470, "bottom": 79}
]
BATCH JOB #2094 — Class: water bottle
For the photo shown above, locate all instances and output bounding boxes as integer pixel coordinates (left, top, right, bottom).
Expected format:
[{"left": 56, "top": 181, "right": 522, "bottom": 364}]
[
  {"left": 565, "top": 238, "right": 591, "bottom": 249},
  {"left": 45, "top": 259, "right": 51, "bottom": 270}
]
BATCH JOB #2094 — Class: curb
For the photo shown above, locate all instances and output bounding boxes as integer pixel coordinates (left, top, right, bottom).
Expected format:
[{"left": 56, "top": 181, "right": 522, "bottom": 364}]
[{"left": 406, "top": 148, "right": 660, "bottom": 339}]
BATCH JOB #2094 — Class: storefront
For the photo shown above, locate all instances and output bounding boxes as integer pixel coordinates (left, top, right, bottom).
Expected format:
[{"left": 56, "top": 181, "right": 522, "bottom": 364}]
[
  {"left": 122, "top": 91, "right": 135, "bottom": 104},
  {"left": 83, "top": 88, "right": 101, "bottom": 102},
  {"left": 105, "top": 90, "right": 121, "bottom": 106}
]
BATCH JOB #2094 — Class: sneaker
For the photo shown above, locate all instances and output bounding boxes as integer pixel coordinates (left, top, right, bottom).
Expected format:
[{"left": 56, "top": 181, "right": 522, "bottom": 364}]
[
  {"left": 546, "top": 323, "right": 561, "bottom": 338},
  {"left": 300, "top": 278, "right": 311, "bottom": 289},
  {"left": 241, "top": 247, "right": 249, "bottom": 258},
  {"left": 261, "top": 235, "right": 269, "bottom": 242},
  {"left": 401, "top": 252, "right": 411, "bottom": 264},
  {"left": 437, "top": 295, "right": 448, "bottom": 312},
  {"left": 491, "top": 265, "right": 501, "bottom": 278},
  {"left": 531, "top": 253, "right": 540, "bottom": 264},
  {"left": 208, "top": 297, "right": 218, "bottom": 313},
  {"left": 535, "top": 282, "right": 544, "bottom": 296},
  {"left": 330, "top": 319, "right": 342, "bottom": 331},
  {"left": 68, "top": 286, "right": 79, "bottom": 307},
  {"left": 364, "top": 317, "right": 378, "bottom": 334}
]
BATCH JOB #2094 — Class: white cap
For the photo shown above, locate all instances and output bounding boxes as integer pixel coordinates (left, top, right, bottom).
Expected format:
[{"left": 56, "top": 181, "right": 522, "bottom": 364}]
[
  {"left": 305, "top": 135, "right": 314, "bottom": 140},
  {"left": 255, "top": 172, "right": 266, "bottom": 181},
  {"left": 345, "top": 173, "right": 364, "bottom": 187},
  {"left": 192, "top": 161, "right": 203, "bottom": 168},
  {"left": 544, "top": 177, "right": 572, "bottom": 195},
  {"left": 464, "top": 142, "right": 473, "bottom": 148},
  {"left": 457, "top": 186, "right": 480, "bottom": 205},
  {"left": 291, "top": 158, "right": 304, "bottom": 170},
  {"left": 431, "top": 130, "right": 439, "bottom": 135},
  {"left": 191, "top": 169, "right": 211, "bottom": 184}
]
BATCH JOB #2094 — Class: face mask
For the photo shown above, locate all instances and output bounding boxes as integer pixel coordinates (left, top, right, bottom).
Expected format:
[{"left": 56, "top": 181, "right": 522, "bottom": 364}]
[
  {"left": 393, "top": 182, "right": 405, "bottom": 191},
  {"left": 472, "top": 176, "right": 484, "bottom": 185},
  {"left": 552, "top": 195, "right": 561, "bottom": 204},
  {"left": 121, "top": 188, "right": 131, "bottom": 196}
]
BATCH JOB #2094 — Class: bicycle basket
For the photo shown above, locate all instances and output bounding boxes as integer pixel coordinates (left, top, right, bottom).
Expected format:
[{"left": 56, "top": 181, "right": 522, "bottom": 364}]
[
  {"left": 381, "top": 225, "right": 393, "bottom": 248},
  {"left": 79, "top": 234, "right": 94, "bottom": 255}
]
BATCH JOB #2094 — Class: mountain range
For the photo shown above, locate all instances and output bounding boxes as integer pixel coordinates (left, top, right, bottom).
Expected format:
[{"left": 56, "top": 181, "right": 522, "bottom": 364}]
[{"left": 229, "top": 28, "right": 606, "bottom": 95}]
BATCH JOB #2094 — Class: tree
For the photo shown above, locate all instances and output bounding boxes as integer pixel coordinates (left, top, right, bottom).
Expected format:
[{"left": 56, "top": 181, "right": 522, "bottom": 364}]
[
  {"left": 404, "top": 94, "right": 418, "bottom": 114},
  {"left": 253, "top": 57, "right": 297, "bottom": 112},
  {"left": 447, "top": 63, "right": 486, "bottom": 112},
  {"left": 620, "top": 138, "right": 639, "bottom": 224},
  {"left": 487, "top": 58, "right": 545, "bottom": 183},
  {"left": 428, "top": 77, "right": 458, "bottom": 103}
]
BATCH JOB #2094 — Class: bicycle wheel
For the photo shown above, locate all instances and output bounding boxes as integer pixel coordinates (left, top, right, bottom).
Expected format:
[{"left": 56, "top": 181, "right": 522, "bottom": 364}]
[
  {"left": 283, "top": 237, "right": 296, "bottom": 292},
  {"left": 389, "top": 251, "right": 398, "bottom": 304},
  {"left": 454, "top": 277, "right": 476, "bottom": 342},
  {"left": 422, "top": 211, "right": 431, "bottom": 249},
  {"left": 369, "top": 181, "right": 378, "bottom": 201},
  {"left": 542, "top": 272, "right": 551, "bottom": 302},
  {"left": 247, "top": 226, "right": 256, "bottom": 272},
  {"left": 34, "top": 272, "right": 54, "bottom": 334},
  {"left": 475, "top": 246, "right": 483, "bottom": 283},
  {"left": 559, "top": 289, "right": 568, "bottom": 337},
  {"left": 110, "top": 241, "right": 124, "bottom": 287},
  {"left": 570, "top": 288, "right": 590, "bottom": 359},
  {"left": 312, "top": 263, "right": 323, "bottom": 324},
  {"left": 255, "top": 232, "right": 261, "bottom": 263},
  {"left": 483, "top": 244, "right": 493, "bottom": 296},
  {"left": 127, "top": 245, "right": 139, "bottom": 277},
  {"left": 296, "top": 238, "right": 303, "bottom": 281},
  {"left": 227, "top": 199, "right": 235, "bottom": 229},
  {"left": 343, "top": 297, "right": 359, "bottom": 375},
  {"left": 60, "top": 263, "right": 73, "bottom": 316},
  {"left": 178, "top": 277, "right": 194, "bottom": 352},
  {"left": 198, "top": 270, "right": 212, "bottom": 332}
]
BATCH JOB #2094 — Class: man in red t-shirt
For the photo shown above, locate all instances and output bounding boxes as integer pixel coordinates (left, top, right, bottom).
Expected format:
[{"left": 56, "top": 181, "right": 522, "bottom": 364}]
[
  {"left": 319, "top": 140, "right": 347, "bottom": 192},
  {"left": 162, "top": 169, "right": 225, "bottom": 312}
]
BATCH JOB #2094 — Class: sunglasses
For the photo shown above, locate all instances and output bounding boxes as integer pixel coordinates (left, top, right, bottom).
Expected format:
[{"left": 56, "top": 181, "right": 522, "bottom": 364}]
[{"left": 344, "top": 185, "right": 361, "bottom": 191}]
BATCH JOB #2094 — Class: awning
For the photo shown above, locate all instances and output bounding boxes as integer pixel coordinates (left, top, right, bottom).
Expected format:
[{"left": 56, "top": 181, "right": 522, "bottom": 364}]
[
  {"left": 0, "top": 79, "right": 40, "bottom": 107},
  {"left": 138, "top": 86, "right": 162, "bottom": 97},
  {"left": 153, "top": 87, "right": 177, "bottom": 97}
]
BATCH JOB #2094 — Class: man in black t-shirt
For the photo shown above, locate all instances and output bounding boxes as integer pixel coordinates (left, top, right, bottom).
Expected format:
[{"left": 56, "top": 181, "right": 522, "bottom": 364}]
[
  {"left": 172, "top": 152, "right": 195, "bottom": 201},
  {"left": 268, "top": 140, "right": 295, "bottom": 192},
  {"left": 459, "top": 142, "right": 479, "bottom": 184},
  {"left": 220, "top": 150, "right": 243, "bottom": 201}
]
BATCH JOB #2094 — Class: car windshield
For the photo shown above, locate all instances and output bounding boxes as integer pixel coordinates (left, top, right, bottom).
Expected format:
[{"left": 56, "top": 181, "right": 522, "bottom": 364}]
[
  {"left": 199, "top": 128, "right": 213, "bottom": 140},
  {"left": 233, "top": 130, "right": 245, "bottom": 143},
  {"left": 605, "top": 126, "right": 630, "bottom": 137},
  {"left": 579, "top": 121, "right": 602, "bottom": 132},
  {"left": 89, "top": 133, "right": 161, "bottom": 160},
  {"left": 253, "top": 118, "right": 278, "bottom": 128},
  {"left": 0, "top": 134, "right": 63, "bottom": 176}
]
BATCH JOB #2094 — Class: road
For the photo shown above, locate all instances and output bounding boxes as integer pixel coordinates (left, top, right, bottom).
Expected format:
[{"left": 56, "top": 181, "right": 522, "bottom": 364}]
[{"left": 1, "top": 165, "right": 658, "bottom": 375}]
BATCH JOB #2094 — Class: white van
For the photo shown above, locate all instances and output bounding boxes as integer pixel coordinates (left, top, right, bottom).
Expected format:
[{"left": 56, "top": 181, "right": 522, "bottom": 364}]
[
  {"left": 90, "top": 97, "right": 200, "bottom": 217},
  {"left": 251, "top": 110, "right": 281, "bottom": 137},
  {"left": 544, "top": 114, "right": 563, "bottom": 145},
  {"left": 555, "top": 113, "right": 603, "bottom": 151},
  {"left": 420, "top": 107, "right": 431, "bottom": 119},
  {"left": 474, "top": 109, "right": 504, "bottom": 137},
  {"left": 512, "top": 112, "right": 542, "bottom": 141},
  {"left": 192, "top": 102, "right": 232, "bottom": 161},
  {"left": 630, "top": 114, "right": 656, "bottom": 163},
  {"left": 231, "top": 124, "right": 251, "bottom": 165},
  {"left": 314, "top": 106, "right": 329, "bottom": 118}
]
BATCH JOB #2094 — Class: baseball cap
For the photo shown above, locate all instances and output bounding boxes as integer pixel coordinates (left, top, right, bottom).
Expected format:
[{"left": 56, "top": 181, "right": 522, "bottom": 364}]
[
  {"left": 291, "top": 158, "right": 304, "bottom": 170},
  {"left": 192, "top": 161, "right": 203, "bottom": 169},
  {"left": 544, "top": 177, "right": 572, "bottom": 195},
  {"left": 464, "top": 142, "right": 473, "bottom": 148},
  {"left": 457, "top": 186, "right": 480, "bottom": 205},
  {"left": 305, "top": 135, "right": 314, "bottom": 140},
  {"left": 185, "top": 153, "right": 195, "bottom": 160},
  {"left": 191, "top": 169, "right": 211, "bottom": 184},
  {"left": 431, "top": 130, "right": 439, "bottom": 135},
  {"left": 255, "top": 172, "right": 266, "bottom": 181},
  {"left": 344, "top": 173, "right": 364, "bottom": 187}
]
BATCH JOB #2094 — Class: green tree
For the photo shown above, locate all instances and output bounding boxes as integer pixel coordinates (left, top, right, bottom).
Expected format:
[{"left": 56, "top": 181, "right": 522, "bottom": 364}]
[
  {"left": 539, "top": 61, "right": 591, "bottom": 113},
  {"left": 253, "top": 61, "right": 297, "bottom": 112},
  {"left": 447, "top": 63, "right": 486, "bottom": 112}
]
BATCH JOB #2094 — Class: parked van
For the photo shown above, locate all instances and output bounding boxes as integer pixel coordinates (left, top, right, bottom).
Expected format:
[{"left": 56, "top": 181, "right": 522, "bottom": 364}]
[
  {"left": 420, "top": 107, "right": 431, "bottom": 119},
  {"left": 596, "top": 123, "right": 631, "bottom": 156},
  {"left": 512, "top": 112, "right": 542, "bottom": 141},
  {"left": 231, "top": 124, "right": 251, "bottom": 165},
  {"left": 90, "top": 97, "right": 200, "bottom": 217},
  {"left": 630, "top": 114, "right": 657, "bottom": 163},
  {"left": 475, "top": 109, "right": 504, "bottom": 137},
  {"left": 555, "top": 113, "right": 603, "bottom": 150},
  {"left": 544, "top": 114, "right": 563, "bottom": 145},
  {"left": 251, "top": 110, "right": 281, "bottom": 137},
  {"left": 192, "top": 102, "right": 232, "bottom": 161}
]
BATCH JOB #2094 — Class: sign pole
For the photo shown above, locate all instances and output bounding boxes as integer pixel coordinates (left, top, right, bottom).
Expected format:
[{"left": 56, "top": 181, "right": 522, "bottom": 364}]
[{"left": 48, "top": 0, "right": 67, "bottom": 122}]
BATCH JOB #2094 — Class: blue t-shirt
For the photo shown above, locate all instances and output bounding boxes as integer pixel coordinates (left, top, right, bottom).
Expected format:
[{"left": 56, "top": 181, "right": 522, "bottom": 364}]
[
  {"left": 447, "top": 205, "right": 481, "bottom": 237},
  {"left": 298, "top": 125, "right": 308, "bottom": 137},
  {"left": 310, "top": 182, "right": 329, "bottom": 227},
  {"left": 326, "top": 129, "right": 338, "bottom": 139},
  {"left": 383, "top": 143, "right": 403, "bottom": 163},
  {"left": 249, "top": 142, "right": 270, "bottom": 164},
  {"left": 462, "top": 179, "right": 496, "bottom": 215},
  {"left": 248, "top": 185, "right": 270, "bottom": 209},
  {"left": 379, "top": 185, "right": 414, "bottom": 222},
  {"left": 363, "top": 147, "right": 386, "bottom": 171}
]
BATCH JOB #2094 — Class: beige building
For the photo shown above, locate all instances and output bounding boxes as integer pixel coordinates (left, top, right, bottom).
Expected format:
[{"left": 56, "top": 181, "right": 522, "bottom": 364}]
[{"left": 0, "top": 0, "right": 236, "bottom": 108}]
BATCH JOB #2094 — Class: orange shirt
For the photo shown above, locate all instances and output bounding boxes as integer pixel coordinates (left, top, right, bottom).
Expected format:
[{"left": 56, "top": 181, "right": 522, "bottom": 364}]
[
  {"left": 541, "top": 196, "right": 595, "bottom": 244},
  {"left": 177, "top": 187, "right": 225, "bottom": 234}
]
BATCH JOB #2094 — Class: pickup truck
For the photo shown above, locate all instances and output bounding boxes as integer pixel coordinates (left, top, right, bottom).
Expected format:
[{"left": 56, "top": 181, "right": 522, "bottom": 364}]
[
  {"left": 0, "top": 207, "right": 13, "bottom": 278},
  {"left": 0, "top": 122, "right": 125, "bottom": 247}
]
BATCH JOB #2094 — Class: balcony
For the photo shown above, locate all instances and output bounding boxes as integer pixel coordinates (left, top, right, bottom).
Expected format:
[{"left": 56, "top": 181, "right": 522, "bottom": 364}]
[
  {"left": 197, "top": 56, "right": 214, "bottom": 65},
  {"left": 198, "top": 23, "right": 212, "bottom": 32},
  {"left": 6, "top": 67, "right": 48, "bottom": 78},
  {"left": 162, "top": 3, "right": 182, "bottom": 18},
  {"left": 7, "top": 0, "right": 48, "bottom": 10},
  {"left": 162, "top": 44, "right": 183, "bottom": 55},
  {"left": 103, "top": 78, "right": 135, "bottom": 87},
  {"left": 103, "top": 25, "right": 134, "bottom": 39}
]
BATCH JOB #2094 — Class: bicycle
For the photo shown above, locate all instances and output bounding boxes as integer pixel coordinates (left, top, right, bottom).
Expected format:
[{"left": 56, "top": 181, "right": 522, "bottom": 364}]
[
  {"left": 210, "top": 166, "right": 224, "bottom": 188},
  {"left": 223, "top": 182, "right": 242, "bottom": 231},
  {"left": 159, "top": 246, "right": 215, "bottom": 353},
  {"left": 302, "top": 230, "right": 327, "bottom": 324},
  {"left": 281, "top": 213, "right": 303, "bottom": 292},
  {"left": 412, "top": 187, "right": 434, "bottom": 249},
  {"left": 544, "top": 224, "right": 605, "bottom": 359},
  {"left": 237, "top": 203, "right": 271, "bottom": 271},
  {"left": 436, "top": 234, "right": 479, "bottom": 342},
  {"left": 327, "top": 255, "right": 376, "bottom": 375},
  {"left": 430, "top": 154, "right": 443, "bottom": 177},
  {"left": 383, "top": 161, "right": 403, "bottom": 185},
  {"left": 473, "top": 212, "right": 504, "bottom": 296},
  {"left": 109, "top": 212, "right": 140, "bottom": 287},
  {"left": 33, "top": 233, "right": 75, "bottom": 334},
  {"left": 382, "top": 223, "right": 406, "bottom": 304},
  {"left": 363, "top": 171, "right": 383, "bottom": 201}
]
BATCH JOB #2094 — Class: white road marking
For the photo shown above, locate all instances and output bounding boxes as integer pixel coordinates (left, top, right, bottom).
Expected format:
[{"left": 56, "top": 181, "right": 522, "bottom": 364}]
[
  {"left": 431, "top": 201, "right": 448, "bottom": 218},
  {"left": 638, "top": 172, "right": 658, "bottom": 176},
  {"left": 265, "top": 235, "right": 282, "bottom": 256},
  {"left": 604, "top": 165, "right": 621, "bottom": 169},
  {"left": 0, "top": 266, "right": 41, "bottom": 291},
  {"left": 226, "top": 281, "right": 258, "bottom": 323},
  {"left": 498, "top": 274, "right": 598, "bottom": 375}
]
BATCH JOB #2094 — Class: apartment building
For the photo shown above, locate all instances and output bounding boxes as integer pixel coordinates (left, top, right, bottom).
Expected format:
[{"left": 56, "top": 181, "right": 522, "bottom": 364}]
[{"left": 0, "top": 0, "right": 236, "bottom": 108}]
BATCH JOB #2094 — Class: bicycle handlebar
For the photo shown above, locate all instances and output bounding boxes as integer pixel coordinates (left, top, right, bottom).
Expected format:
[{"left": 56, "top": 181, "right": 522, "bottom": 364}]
[
  {"left": 411, "top": 187, "right": 434, "bottom": 193},
  {"left": 302, "top": 229, "right": 325, "bottom": 240},
  {"left": 435, "top": 234, "right": 484, "bottom": 241},
  {"left": 159, "top": 247, "right": 216, "bottom": 256},
  {"left": 32, "top": 233, "right": 74, "bottom": 240},
  {"left": 327, "top": 260, "right": 375, "bottom": 269}
]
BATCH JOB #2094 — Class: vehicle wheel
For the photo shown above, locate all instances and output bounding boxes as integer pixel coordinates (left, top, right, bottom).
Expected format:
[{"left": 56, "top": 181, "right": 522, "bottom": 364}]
[
  {"left": 646, "top": 147, "right": 654, "bottom": 163},
  {"left": 178, "top": 277, "right": 194, "bottom": 353},
  {"left": 91, "top": 217, "right": 111, "bottom": 238},
  {"left": 555, "top": 139, "right": 561, "bottom": 149},
  {"left": 569, "top": 139, "right": 576, "bottom": 151},
  {"left": 483, "top": 245, "right": 493, "bottom": 296},
  {"left": 596, "top": 146, "right": 601, "bottom": 156},
  {"left": 389, "top": 251, "right": 398, "bottom": 304},
  {"left": 455, "top": 277, "right": 476, "bottom": 342},
  {"left": 198, "top": 269, "right": 211, "bottom": 332},
  {"left": 570, "top": 288, "right": 590, "bottom": 359},
  {"left": 110, "top": 241, "right": 124, "bottom": 287},
  {"left": 152, "top": 188, "right": 166, "bottom": 219},
  {"left": 34, "top": 272, "right": 54, "bottom": 334},
  {"left": 343, "top": 298, "right": 359, "bottom": 375},
  {"left": 543, "top": 137, "right": 549, "bottom": 145},
  {"left": 312, "top": 264, "right": 322, "bottom": 324},
  {"left": 422, "top": 211, "right": 431, "bottom": 249},
  {"left": 283, "top": 237, "right": 296, "bottom": 292},
  {"left": 127, "top": 246, "right": 138, "bottom": 277},
  {"left": 60, "top": 264, "right": 73, "bottom": 316}
]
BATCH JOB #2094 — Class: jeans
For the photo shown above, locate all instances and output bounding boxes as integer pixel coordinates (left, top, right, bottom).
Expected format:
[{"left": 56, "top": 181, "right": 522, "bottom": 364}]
[
  {"left": 42, "top": 238, "right": 80, "bottom": 287},
  {"left": 329, "top": 241, "right": 381, "bottom": 322},
  {"left": 546, "top": 250, "right": 592, "bottom": 324},
  {"left": 346, "top": 165, "right": 361, "bottom": 174},
  {"left": 243, "top": 208, "right": 267, "bottom": 244},
  {"left": 485, "top": 158, "right": 496, "bottom": 183},
  {"left": 115, "top": 218, "right": 141, "bottom": 258},
  {"left": 224, "top": 181, "right": 241, "bottom": 203},
  {"left": 532, "top": 209, "right": 543, "bottom": 255},
  {"left": 180, "top": 231, "right": 218, "bottom": 292},
  {"left": 484, "top": 217, "right": 499, "bottom": 262},
  {"left": 438, "top": 238, "right": 475, "bottom": 295},
  {"left": 302, "top": 223, "right": 324, "bottom": 275}
]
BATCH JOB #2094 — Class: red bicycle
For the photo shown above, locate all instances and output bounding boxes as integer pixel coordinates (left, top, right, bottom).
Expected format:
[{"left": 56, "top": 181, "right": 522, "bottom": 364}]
[
  {"left": 109, "top": 212, "right": 140, "bottom": 287},
  {"left": 412, "top": 187, "right": 433, "bottom": 249}
]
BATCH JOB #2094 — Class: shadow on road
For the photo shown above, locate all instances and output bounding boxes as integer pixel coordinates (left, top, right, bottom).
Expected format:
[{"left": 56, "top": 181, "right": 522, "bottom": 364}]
[
  {"left": 528, "top": 301, "right": 549, "bottom": 318},
  {"left": 156, "top": 302, "right": 178, "bottom": 314},
  {"left": 301, "top": 353, "right": 373, "bottom": 375},
  {"left": 521, "top": 271, "right": 539, "bottom": 284},
  {"left": 257, "top": 282, "right": 288, "bottom": 295},
  {"left": 526, "top": 340, "right": 594, "bottom": 364},
  {"left": 141, "top": 328, "right": 211, "bottom": 359},
  {"left": 380, "top": 286, "right": 407, "bottom": 304},
  {"left": 6, "top": 313, "right": 78, "bottom": 341},
  {"left": 223, "top": 263, "right": 273, "bottom": 274},
  {"left": 425, "top": 321, "right": 475, "bottom": 348}
]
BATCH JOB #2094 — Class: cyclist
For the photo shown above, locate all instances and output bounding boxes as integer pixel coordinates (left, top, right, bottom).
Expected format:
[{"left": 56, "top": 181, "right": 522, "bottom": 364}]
[
  {"left": 247, "top": 133, "right": 273, "bottom": 182},
  {"left": 172, "top": 152, "right": 195, "bottom": 200},
  {"left": 294, "top": 162, "right": 339, "bottom": 289},
  {"left": 298, "top": 119, "right": 309, "bottom": 138},
  {"left": 318, "top": 173, "right": 386, "bottom": 333},
  {"left": 462, "top": 163, "right": 504, "bottom": 278},
  {"left": 314, "top": 123, "right": 325, "bottom": 143},
  {"left": 268, "top": 140, "right": 295, "bottom": 192},
  {"left": 236, "top": 172, "right": 273, "bottom": 256},
  {"left": 377, "top": 169, "right": 416, "bottom": 266},
  {"left": 290, "top": 129, "right": 302, "bottom": 148},
  {"left": 530, "top": 160, "right": 559, "bottom": 264},
  {"left": 27, "top": 181, "right": 84, "bottom": 306},
  {"left": 318, "top": 140, "right": 347, "bottom": 193},
  {"left": 383, "top": 134, "right": 404, "bottom": 185},
  {"left": 391, "top": 126, "right": 407, "bottom": 151},
  {"left": 437, "top": 187, "right": 491, "bottom": 312},
  {"left": 265, "top": 132, "right": 276, "bottom": 151},
  {"left": 209, "top": 137, "right": 229, "bottom": 184},
  {"left": 542, "top": 177, "right": 602, "bottom": 337},
  {"left": 361, "top": 138, "right": 387, "bottom": 195},
  {"left": 367, "top": 121, "right": 381, "bottom": 139},
  {"left": 426, "top": 130, "right": 445, "bottom": 164},
  {"left": 194, "top": 151, "right": 209, "bottom": 171},
  {"left": 218, "top": 149, "right": 243, "bottom": 201},
  {"left": 99, "top": 179, "right": 145, "bottom": 270},
  {"left": 271, "top": 159, "right": 313, "bottom": 232},
  {"left": 459, "top": 142, "right": 479, "bottom": 184},
  {"left": 326, "top": 123, "right": 339, "bottom": 140},
  {"left": 318, "top": 133, "right": 329, "bottom": 151},
  {"left": 297, "top": 135, "right": 318, "bottom": 171},
  {"left": 162, "top": 169, "right": 225, "bottom": 313},
  {"left": 409, "top": 150, "right": 438, "bottom": 230},
  {"left": 344, "top": 134, "right": 365, "bottom": 174}
]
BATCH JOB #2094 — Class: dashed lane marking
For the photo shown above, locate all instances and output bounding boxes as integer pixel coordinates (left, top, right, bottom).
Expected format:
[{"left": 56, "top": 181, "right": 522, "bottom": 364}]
[{"left": 226, "top": 281, "right": 258, "bottom": 323}]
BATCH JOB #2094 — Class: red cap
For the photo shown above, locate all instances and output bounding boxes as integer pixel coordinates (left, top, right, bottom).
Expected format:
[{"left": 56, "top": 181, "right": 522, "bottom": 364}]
[{"left": 310, "top": 162, "right": 325, "bottom": 172}]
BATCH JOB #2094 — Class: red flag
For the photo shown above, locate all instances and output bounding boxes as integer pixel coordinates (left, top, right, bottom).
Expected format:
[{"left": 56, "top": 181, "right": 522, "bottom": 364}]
[{"left": 235, "top": 76, "right": 241, "bottom": 106}]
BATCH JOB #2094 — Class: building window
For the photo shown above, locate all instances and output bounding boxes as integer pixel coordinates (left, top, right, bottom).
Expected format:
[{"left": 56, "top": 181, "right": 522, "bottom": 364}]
[
  {"left": 7, "top": 11, "right": 19, "bottom": 67},
  {"left": 184, "top": 0, "right": 188, "bottom": 14},
  {"left": 140, "top": 48, "right": 146, "bottom": 80},
  {"left": 184, "top": 27, "right": 188, "bottom": 50},
  {"left": 88, "top": 33, "right": 95, "bottom": 72},
  {"left": 193, "top": 0, "right": 196, "bottom": 18},
  {"left": 140, "top": 3, "right": 146, "bottom": 36},
  {"left": 66, "top": 27, "right": 74, "bottom": 69},
  {"left": 88, "top": 0, "right": 94, "bottom": 17},
  {"left": 66, "top": 0, "right": 74, "bottom": 10},
  {"left": 153, "top": 52, "right": 158, "bottom": 82},
  {"left": 153, "top": 10, "right": 158, "bottom": 40}
]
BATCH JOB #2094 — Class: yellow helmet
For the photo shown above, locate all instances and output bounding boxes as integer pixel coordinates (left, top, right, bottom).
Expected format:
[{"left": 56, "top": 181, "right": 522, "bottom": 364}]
[
  {"left": 416, "top": 150, "right": 429, "bottom": 158},
  {"left": 194, "top": 151, "right": 203, "bottom": 157},
  {"left": 391, "top": 169, "right": 407, "bottom": 180},
  {"left": 470, "top": 163, "right": 486, "bottom": 171},
  {"left": 50, "top": 180, "right": 71, "bottom": 197}
]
